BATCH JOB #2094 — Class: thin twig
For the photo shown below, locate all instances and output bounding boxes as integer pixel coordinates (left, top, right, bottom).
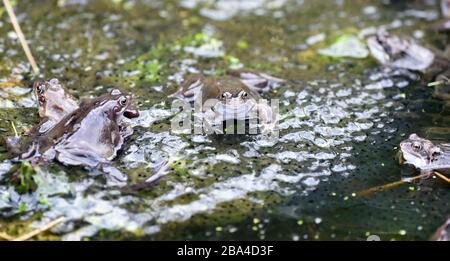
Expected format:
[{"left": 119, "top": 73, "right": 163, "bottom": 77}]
[
  {"left": 357, "top": 171, "right": 450, "bottom": 197},
  {"left": 434, "top": 171, "right": 450, "bottom": 183},
  {"left": 357, "top": 173, "right": 430, "bottom": 197},
  {"left": 12, "top": 217, "right": 66, "bottom": 241},
  {"left": 0, "top": 232, "right": 14, "bottom": 241},
  {"left": 10, "top": 120, "right": 19, "bottom": 137},
  {"left": 3, "top": 0, "right": 40, "bottom": 75}
]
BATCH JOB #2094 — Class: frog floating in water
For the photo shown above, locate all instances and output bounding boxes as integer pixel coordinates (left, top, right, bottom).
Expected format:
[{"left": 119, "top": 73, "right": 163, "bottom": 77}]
[
  {"left": 367, "top": 30, "right": 450, "bottom": 80},
  {"left": 6, "top": 79, "right": 79, "bottom": 153},
  {"left": 367, "top": 30, "right": 450, "bottom": 101},
  {"left": 33, "top": 78, "right": 79, "bottom": 133},
  {"left": 6, "top": 80, "right": 145, "bottom": 186},
  {"left": 170, "top": 70, "right": 284, "bottom": 134},
  {"left": 399, "top": 134, "right": 450, "bottom": 176}
]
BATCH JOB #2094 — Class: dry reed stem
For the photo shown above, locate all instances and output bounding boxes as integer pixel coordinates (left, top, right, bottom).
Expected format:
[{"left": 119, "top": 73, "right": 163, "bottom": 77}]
[{"left": 3, "top": 0, "right": 40, "bottom": 75}]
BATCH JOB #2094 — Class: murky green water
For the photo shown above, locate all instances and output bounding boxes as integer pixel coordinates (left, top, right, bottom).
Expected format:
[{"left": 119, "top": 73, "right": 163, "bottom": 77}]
[{"left": 0, "top": 0, "right": 449, "bottom": 240}]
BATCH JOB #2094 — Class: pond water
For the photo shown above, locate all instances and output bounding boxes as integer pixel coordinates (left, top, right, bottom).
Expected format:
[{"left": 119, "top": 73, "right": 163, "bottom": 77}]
[{"left": 0, "top": 0, "right": 449, "bottom": 240}]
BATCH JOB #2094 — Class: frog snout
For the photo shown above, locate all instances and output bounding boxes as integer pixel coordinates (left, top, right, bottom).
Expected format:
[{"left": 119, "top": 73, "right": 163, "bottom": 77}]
[
  {"left": 226, "top": 97, "right": 243, "bottom": 107},
  {"left": 124, "top": 109, "right": 140, "bottom": 119}
]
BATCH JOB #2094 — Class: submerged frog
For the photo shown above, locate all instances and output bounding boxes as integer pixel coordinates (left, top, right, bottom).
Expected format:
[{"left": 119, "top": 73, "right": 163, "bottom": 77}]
[
  {"left": 399, "top": 134, "right": 450, "bottom": 176},
  {"left": 7, "top": 87, "right": 141, "bottom": 185},
  {"left": 367, "top": 30, "right": 450, "bottom": 100},
  {"left": 367, "top": 30, "right": 450, "bottom": 80},
  {"left": 170, "top": 70, "right": 284, "bottom": 133}
]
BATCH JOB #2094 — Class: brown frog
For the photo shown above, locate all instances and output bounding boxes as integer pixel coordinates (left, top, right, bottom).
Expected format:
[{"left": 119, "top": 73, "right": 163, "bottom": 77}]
[
  {"left": 7, "top": 87, "right": 141, "bottom": 186},
  {"left": 399, "top": 134, "right": 450, "bottom": 176},
  {"left": 170, "top": 70, "right": 284, "bottom": 133},
  {"left": 367, "top": 30, "right": 450, "bottom": 81},
  {"left": 32, "top": 78, "right": 79, "bottom": 133},
  {"left": 367, "top": 29, "right": 450, "bottom": 103}
]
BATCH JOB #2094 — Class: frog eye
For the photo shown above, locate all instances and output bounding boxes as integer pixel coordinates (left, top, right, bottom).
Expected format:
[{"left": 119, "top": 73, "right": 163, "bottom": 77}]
[
  {"left": 412, "top": 142, "right": 422, "bottom": 151},
  {"left": 33, "top": 81, "right": 46, "bottom": 95},
  {"left": 37, "top": 85, "right": 46, "bottom": 94},
  {"left": 239, "top": 91, "right": 248, "bottom": 98},
  {"left": 118, "top": 96, "right": 127, "bottom": 107},
  {"left": 221, "top": 92, "right": 232, "bottom": 99}
]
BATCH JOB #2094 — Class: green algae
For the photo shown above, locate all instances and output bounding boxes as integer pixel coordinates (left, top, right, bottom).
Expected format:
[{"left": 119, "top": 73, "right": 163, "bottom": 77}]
[{"left": 15, "top": 161, "right": 37, "bottom": 194}]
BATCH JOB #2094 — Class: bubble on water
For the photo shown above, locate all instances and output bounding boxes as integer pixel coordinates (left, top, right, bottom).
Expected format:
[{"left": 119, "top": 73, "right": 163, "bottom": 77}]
[
  {"left": 396, "top": 80, "right": 409, "bottom": 88},
  {"left": 362, "top": 6, "right": 377, "bottom": 15},
  {"left": 0, "top": 98, "right": 15, "bottom": 109},
  {"left": 283, "top": 90, "right": 296, "bottom": 98},
  {"left": 215, "top": 153, "right": 240, "bottom": 164},
  {"left": 302, "top": 177, "right": 319, "bottom": 187},
  {"left": 34, "top": 170, "right": 72, "bottom": 197},
  {"left": 364, "top": 79, "right": 394, "bottom": 90},
  {"left": 0, "top": 161, "right": 12, "bottom": 181},
  {"left": 151, "top": 164, "right": 299, "bottom": 225},
  {"left": 6, "top": 86, "right": 30, "bottom": 96},
  {"left": 0, "top": 187, "right": 12, "bottom": 210},
  {"left": 305, "top": 33, "right": 326, "bottom": 46},
  {"left": 366, "top": 235, "right": 381, "bottom": 241},
  {"left": 18, "top": 96, "right": 37, "bottom": 108},
  {"left": 401, "top": 9, "right": 438, "bottom": 21},
  {"left": 122, "top": 131, "right": 189, "bottom": 168}
]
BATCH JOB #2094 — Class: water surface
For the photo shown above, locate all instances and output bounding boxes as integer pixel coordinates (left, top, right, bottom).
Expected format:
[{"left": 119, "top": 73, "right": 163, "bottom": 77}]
[{"left": 0, "top": 0, "right": 449, "bottom": 240}]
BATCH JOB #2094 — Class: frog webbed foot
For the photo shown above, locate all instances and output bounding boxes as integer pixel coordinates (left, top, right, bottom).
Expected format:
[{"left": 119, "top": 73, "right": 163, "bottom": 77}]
[{"left": 226, "top": 69, "right": 285, "bottom": 93}]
